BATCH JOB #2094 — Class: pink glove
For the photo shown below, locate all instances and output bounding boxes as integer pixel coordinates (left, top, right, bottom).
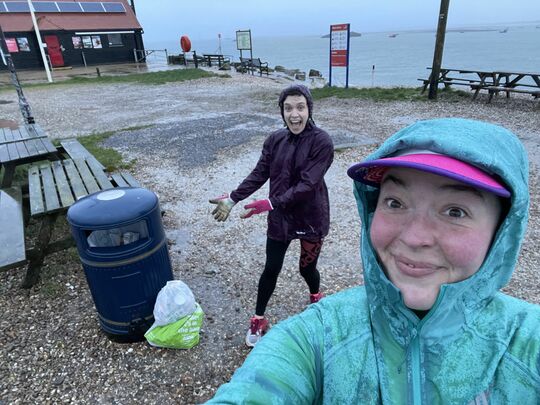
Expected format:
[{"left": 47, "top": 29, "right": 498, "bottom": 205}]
[{"left": 241, "top": 199, "right": 273, "bottom": 219}]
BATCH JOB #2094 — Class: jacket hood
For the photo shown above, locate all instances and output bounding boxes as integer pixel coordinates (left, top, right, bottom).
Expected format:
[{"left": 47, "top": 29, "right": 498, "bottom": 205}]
[
  {"left": 352, "top": 118, "right": 529, "bottom": 338},
  {"left": 278, "top": 84, "right": 315, "bottom": 127}
]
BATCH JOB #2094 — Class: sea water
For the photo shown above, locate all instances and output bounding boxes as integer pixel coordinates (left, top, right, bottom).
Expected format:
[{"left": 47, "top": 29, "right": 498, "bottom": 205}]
[{"left": 145, "top": 24, "right": 540, "bottom": 87}]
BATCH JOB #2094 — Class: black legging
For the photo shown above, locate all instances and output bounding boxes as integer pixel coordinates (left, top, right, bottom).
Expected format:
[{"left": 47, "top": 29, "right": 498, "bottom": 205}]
[{"left": 255, "top": 237, "right": 323, "bottom": 316}]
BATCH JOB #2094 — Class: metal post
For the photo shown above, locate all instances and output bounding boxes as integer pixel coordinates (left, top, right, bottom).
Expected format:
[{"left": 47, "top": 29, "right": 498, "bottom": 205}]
[
  {"left": 0, "top": 25, "right": 35, "bottom": 124},
  {"left": 345, "top": 24, "right": 350, "bottom": 89},
  {"left": 81, "top": 51, "right": 87, "bottom": 67},
  {"left": 428, "top": 0, "right": 450, "bottom": 100},
  {"left": 193, "top": 50, "right": 198, "bottom": 68},
  {"left": 328, "top": 26, "right": 332, "bottom": 87},
  {"left": 27, "top": 0, "right": 52, "bottom": 82}
]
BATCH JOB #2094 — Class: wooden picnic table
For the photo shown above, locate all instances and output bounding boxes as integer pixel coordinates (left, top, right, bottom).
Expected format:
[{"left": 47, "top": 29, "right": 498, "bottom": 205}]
[
  {"left": 202, "top": 54, "right": 230, "bottom": 68},
  {"left": 419, "top": 67, "right": 540, "bottom": 102},
  {"left": 0, "top": 123, "right": 58, "bottom": 187},
  {"left": 0, "top": 125, "right": 141, "bottom": 287}
]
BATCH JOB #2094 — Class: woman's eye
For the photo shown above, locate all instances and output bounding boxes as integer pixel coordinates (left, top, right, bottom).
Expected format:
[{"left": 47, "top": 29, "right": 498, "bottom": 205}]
[
  {"left": 385, "top": 198, "right": 402, "bottom": 209},
  {"left": 445, "top": 207, "right": 467, "bottom": 218}
]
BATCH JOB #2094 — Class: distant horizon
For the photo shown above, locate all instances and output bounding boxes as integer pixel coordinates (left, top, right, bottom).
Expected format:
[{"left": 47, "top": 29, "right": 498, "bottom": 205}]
[{"left": 143, "top": 20, "right": 540, "bottom": 43}]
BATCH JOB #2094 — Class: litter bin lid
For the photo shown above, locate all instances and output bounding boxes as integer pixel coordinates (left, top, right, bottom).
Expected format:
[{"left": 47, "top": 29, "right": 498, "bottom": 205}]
[{"left": 67, "top": 187, "right": 159, "bottom": 228}]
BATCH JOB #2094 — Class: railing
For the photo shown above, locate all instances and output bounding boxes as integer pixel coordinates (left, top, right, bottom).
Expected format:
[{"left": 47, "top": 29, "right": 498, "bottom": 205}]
[{"left": 133, "top": 49, "right": 168, "bottom": 64}]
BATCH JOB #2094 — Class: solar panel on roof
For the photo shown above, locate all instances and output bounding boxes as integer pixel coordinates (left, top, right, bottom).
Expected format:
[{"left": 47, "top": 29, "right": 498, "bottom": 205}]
[
  {"left": 33, "top": 2, "right": 60, "bottom": 12},
  {"left": 80, "top": 2, "right": 105, "bottom": 12},
  {"left": 5, "top": 2, "right": 31, "bottom": 12},
  {"left": 56, "top": 2, "right": 83, "bottom": 12},
  {"left": 0, "top": 3, "right": 7, "bottom": 13},
  {"left": 102, "top": 2, "right": 125, "bottom": 12}
]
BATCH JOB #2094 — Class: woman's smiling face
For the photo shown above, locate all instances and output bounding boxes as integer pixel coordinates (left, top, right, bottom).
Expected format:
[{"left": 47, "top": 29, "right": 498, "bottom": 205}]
[
  {"left": 370, "top": 167, "right": 502, "bottom": 310},
  {"left": 283, "top": 95, "right": 309, "bottom": 135}
]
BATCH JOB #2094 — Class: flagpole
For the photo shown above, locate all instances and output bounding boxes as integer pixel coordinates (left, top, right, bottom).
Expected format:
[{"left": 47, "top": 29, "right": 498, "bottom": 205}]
[{"left": 27, "top": 0, "right": 52, "bottom": 82}]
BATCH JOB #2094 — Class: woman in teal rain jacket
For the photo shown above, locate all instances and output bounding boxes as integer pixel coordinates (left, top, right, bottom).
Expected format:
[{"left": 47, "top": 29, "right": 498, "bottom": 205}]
[{"left": 207, "top": 118, "right": 540, "bottom": 404}]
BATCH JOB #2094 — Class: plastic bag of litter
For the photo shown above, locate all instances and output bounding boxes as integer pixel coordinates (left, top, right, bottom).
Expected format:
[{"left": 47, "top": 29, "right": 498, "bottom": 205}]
[
  {"left": 152, "top": 280, "right": 196, "bottom": 326},
  {"left": 144, "top": 304, "right": 204, "bottom": 349}
]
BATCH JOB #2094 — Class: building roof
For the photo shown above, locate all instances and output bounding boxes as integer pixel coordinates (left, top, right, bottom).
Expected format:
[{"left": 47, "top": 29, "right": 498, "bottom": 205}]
[{"left": 0, "top": 0, "right": 142, "bottom": 33}]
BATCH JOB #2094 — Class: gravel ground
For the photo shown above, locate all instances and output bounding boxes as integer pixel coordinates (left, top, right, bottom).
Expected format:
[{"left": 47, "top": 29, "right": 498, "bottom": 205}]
[{"left": 0, "top": 72, "right": 539, "bottom": 404}]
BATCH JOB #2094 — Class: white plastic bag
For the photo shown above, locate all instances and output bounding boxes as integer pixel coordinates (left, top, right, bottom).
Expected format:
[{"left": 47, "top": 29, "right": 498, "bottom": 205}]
[{"left": 152, "top": 280, "right": 196, "bottom": 326}]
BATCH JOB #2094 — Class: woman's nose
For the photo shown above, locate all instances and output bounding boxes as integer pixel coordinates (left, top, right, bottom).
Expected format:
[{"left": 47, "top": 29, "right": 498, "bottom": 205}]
[{"left": 399, "top": 213, "right": 436, "bottom": 248}]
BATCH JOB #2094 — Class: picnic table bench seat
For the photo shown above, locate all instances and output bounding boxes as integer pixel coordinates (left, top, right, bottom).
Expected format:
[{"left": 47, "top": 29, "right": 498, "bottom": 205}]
[{"left": 0, "top": 186, "right": 25, "bottom": 271}]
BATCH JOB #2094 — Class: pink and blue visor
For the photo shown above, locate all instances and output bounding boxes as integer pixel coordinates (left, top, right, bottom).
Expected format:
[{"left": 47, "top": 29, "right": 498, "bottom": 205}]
[{"left": 347, "top": 150, "right": 511, "bottom": 198}]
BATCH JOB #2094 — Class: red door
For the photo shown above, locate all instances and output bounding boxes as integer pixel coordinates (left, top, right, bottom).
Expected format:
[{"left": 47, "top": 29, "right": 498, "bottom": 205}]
[{"left": 44, "top": 35, "right": 64, "bottom": 67}]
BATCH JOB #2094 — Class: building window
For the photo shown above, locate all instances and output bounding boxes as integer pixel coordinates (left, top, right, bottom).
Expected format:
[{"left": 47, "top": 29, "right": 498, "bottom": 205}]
[
  {"left": 107, "top": 33, "right": 123, "bottom": 47},
  {"left": 72, "top": 36, "right": 83, "bottom": 49},
  {"left": 82, "top": 36, "right": 93, "bottom": 48}
]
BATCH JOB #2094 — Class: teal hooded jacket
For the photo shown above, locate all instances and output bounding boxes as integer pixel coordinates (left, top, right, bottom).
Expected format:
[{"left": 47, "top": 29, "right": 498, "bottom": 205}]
[{"left": 207, "top": 119, "right": 540, "bottom": 404}]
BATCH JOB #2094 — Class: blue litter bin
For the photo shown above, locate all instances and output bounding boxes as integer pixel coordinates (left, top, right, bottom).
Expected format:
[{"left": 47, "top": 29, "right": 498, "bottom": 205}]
[{"left": 67, "top": 187, "right": 173, "bottom": 342}]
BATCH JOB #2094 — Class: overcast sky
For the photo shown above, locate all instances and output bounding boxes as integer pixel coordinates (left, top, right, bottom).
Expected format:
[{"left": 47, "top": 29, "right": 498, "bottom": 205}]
[{"left": 135, "top": 0, "right": 540, "bottom": 41}]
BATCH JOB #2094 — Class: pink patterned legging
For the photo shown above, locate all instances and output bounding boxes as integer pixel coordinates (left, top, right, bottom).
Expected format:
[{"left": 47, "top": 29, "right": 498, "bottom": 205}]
[{"left": 255, "top": 238, "right": 323, "bottom": 316}]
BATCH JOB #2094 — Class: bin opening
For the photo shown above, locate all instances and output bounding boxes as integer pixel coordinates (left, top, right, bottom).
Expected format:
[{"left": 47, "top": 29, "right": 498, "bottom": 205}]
[{"left": 86, "top": 220, "right": 149, "bottom": 248}]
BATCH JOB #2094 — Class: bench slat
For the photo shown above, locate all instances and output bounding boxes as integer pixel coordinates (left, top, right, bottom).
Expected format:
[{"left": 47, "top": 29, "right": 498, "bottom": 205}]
[
  {"left": 51, "top": 160, "right": 76, "bottom": 207},
  {"left": 112, "top": 172, "right": 140, "bottom": 187},
  {"left": 13, "top": 129, "right": 30, "bottom": 159},
  {"left": 0, "top": 144, "right": 9, "bottom": 162},
  {"left": 63, "top": 159, "right": 88, "bottom": 200},
  {"left": 72, "top": 158, "right": 100, "bottom": 194},
  {"left": 0, "top": 186, "right": 26, "bottom": 270},
  {"left": 61, "top": 139, "right": 105, "bottom": 170},
  {"left": 40, "top": 163, "right": 61, "bottom": 212},
  {"left": 86, "top": 158, "right": 114, "bottom": 190},
  {"left": 111, "top": 173, "right": 129, "bottom": 187},
  {"left": 28, "top": 165, "right": 45, "bottom": 216}
]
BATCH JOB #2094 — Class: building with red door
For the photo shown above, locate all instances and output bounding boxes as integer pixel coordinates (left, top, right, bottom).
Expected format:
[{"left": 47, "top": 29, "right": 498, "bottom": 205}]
[{"left": 0, "top": 0, "right": 144, "bottom": 70}]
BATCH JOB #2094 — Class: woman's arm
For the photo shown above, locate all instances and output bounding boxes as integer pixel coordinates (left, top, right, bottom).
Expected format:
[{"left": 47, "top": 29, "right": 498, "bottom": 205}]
[
  {"left": 206, "top": 310, "right": 323, "bottom": 404},
  {"left": 230, "top": 135, "right": 273, "bottom": 203}
]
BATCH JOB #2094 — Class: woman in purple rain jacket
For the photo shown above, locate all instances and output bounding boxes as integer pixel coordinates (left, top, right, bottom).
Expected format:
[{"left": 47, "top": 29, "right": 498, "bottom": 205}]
[{"left": 209, "top": 84, "right": 334, "bottom": 346}]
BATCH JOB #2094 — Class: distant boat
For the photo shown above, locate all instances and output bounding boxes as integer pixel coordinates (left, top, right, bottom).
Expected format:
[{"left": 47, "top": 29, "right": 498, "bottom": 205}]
[
  {"left": 499, "top": 28, "right": 508, "bottom": 33},
  {"left": 388, "top": 33, "right": 398, "bottom": 38}
]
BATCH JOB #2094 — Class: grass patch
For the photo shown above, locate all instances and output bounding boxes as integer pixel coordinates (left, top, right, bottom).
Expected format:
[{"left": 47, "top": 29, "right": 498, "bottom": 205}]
[
  {"left": 73, "top": 124, "right": 153, "bottom": 171},
  {"left": 0, "top": 68, "right": 218, "bottom": 92},
  {"left": 311, "top": 86, "right": 471, "bottom": 102}
]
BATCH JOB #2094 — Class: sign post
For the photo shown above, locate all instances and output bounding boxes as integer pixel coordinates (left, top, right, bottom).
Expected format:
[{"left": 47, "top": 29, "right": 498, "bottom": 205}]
[{"left": 329, "top": 23, "right": 350, "bottom": 88}]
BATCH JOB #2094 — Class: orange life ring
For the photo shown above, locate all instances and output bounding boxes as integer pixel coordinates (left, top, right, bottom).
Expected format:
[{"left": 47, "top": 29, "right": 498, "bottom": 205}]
[{"left": 180, "top": 36, "right": 191, "bottom": 53}]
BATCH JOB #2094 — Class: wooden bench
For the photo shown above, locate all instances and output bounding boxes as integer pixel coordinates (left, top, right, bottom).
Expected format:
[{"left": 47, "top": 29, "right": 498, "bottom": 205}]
[
  {"left": 20, "top": 157, "right": 141, "bottom": 287},
  {"left": 418, "top": 77, "right": 486, "bottom": 93},
  {"left": 60, "top": 139, "right": 105, "bottom": 171},
  {"left": 0, "top": 186, "right": 25, "bottom": 271},
  {"left": 484, "top": 86, "right": 540, "bottom": 103},
  {"left": 240, "top": 57, "right": 269, "bottom": 76}
]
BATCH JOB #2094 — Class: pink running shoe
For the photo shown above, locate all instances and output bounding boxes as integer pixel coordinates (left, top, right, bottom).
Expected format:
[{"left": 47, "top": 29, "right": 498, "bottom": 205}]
[
  {"left": 310, "top": 292, "right": 324, "bottom": 304},
  {"left": 245, "top": 316, "right": 269, "bottom": 347}
]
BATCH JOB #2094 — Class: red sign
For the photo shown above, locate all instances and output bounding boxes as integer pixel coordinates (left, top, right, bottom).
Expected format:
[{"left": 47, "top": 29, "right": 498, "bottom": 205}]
[
  {"left": 330, "top": 24, "right": 349, "bottom": 67},
  {"left": 5, "top": 38, "right": 19, "bottom": 53}
]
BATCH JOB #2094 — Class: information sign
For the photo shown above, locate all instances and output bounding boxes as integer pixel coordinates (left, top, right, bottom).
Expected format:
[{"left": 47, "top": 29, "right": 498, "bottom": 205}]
[
  {"left": 236, "top": 30, "right": 252, "bottom": 51},
  {"left": 328, "top": 23, "right": 351, "bottom": 87}
]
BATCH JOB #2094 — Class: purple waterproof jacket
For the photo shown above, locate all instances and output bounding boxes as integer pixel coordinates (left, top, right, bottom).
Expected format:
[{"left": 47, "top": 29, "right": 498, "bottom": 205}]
[{"left": 230, "top": 123, "right": 334, "bottom": 242}]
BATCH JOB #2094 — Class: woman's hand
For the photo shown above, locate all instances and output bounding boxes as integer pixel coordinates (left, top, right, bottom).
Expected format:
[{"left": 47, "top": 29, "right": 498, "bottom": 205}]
[
  {"left": 241, "top": 199, "right": 273, "bottom": 219},
  {"left": 209, "top": 193, "right": 236, "bottom": 222}
]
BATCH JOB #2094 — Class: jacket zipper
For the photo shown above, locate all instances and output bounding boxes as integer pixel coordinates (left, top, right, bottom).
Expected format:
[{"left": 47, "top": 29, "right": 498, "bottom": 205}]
[
  {"left": 410, "top": 329, "right": 421, "bottom": 405},
  {"left": 408, "top": 289, "right": 446, "bottom": 405}
]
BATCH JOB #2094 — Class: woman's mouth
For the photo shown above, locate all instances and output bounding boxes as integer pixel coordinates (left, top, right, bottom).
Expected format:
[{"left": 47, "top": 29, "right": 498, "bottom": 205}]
[{"left": 395, "top": 256, "right": 439, "bottom": 277}]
